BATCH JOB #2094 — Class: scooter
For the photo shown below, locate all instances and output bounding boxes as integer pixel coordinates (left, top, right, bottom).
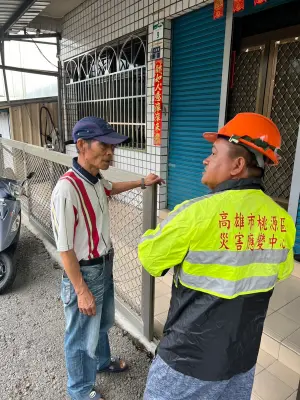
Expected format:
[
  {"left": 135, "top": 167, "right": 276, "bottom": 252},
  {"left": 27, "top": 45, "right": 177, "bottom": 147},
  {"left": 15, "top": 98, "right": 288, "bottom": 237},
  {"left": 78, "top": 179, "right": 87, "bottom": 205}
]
[{"left": 0, "top": 172, "right": 35, "bottom": 294}]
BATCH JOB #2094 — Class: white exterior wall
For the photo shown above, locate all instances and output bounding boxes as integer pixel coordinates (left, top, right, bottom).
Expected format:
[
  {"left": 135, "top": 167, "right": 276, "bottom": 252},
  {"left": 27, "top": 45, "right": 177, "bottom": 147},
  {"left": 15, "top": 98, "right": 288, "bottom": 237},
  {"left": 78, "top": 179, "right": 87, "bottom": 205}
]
[{"left": 61, "top": 0, "right": 213, "bottom": 210}]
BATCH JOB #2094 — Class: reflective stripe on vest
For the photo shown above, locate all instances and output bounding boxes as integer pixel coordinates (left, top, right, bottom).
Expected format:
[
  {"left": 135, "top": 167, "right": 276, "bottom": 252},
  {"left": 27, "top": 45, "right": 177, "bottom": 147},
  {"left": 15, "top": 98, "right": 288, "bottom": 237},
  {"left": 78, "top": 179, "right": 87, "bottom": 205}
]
[
  {"left": 179, "top": 268, "right": 277, "bottom": 298},
  {"left": 185, "top": 249, "right": 289, "bottom": 266}
]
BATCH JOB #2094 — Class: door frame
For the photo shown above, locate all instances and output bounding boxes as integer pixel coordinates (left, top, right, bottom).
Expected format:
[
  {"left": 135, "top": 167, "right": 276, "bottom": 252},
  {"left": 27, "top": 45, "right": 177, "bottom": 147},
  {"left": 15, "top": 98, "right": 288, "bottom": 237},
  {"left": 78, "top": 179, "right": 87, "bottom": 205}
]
[
  {"left": 241, "top": 25, "right": 300, "bottom": 115},
  {"left": 227, "top": 25, "right": 300, "bottom": 208}
]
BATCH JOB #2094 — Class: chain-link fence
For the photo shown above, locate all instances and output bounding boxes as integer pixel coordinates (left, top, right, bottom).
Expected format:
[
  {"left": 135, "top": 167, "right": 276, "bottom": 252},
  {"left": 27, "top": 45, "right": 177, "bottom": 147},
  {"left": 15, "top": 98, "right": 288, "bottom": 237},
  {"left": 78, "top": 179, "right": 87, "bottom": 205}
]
[
  {"left": 109, "top": 190, "right": 143, "bottom": 313},
  {"left": 0, "top": 138, "right": 156, "bottom": 339}
]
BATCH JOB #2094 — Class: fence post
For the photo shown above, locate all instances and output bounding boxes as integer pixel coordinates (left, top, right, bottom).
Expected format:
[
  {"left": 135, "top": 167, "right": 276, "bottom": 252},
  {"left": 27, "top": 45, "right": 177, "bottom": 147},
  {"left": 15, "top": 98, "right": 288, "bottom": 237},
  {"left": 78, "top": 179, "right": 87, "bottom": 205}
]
[
  {"left": 0, "top": 140, "right": 4, "bottom": 175},
  {"left": 23, "top": 151, "right": 32, "bottom": 217},
  {"left": 141, "top": 184, "right": 157, "bottom": 341}
]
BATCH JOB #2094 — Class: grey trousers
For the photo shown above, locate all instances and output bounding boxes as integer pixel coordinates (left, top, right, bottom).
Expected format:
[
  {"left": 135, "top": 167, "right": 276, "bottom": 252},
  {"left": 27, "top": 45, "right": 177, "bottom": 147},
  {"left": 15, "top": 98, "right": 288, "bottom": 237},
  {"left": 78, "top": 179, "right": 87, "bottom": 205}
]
[{"left": 144, "top": 355, "right": 255, "bottom": 400}]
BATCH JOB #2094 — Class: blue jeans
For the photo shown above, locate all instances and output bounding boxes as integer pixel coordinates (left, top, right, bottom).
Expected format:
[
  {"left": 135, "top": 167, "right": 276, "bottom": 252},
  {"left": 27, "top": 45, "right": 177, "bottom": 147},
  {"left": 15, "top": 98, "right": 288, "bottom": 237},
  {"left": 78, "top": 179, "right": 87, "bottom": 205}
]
[
  {"left": 61, "top": 258, "right": 115, "bottom": 400},
  {"left": 144, "top": 355, "right": 255, "bottom": 400}
]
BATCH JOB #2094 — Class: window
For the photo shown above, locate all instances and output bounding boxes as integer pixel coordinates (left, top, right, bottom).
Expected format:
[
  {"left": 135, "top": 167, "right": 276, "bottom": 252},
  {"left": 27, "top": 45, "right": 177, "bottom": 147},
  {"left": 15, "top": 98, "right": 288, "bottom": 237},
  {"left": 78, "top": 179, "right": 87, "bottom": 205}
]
[{"left": 64, "top": 34, "right": 147, "bottom": 150}]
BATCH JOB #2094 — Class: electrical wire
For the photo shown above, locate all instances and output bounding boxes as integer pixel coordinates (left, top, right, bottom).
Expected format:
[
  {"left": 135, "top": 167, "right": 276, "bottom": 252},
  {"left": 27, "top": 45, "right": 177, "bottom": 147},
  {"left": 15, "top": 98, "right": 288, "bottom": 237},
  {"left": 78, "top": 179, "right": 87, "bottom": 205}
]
[
  {"left": 39, "top": 105, "right": 57, "bottom": 146},
  {"left": 29, "top": 37, "right": 58, "bottom": 69}
]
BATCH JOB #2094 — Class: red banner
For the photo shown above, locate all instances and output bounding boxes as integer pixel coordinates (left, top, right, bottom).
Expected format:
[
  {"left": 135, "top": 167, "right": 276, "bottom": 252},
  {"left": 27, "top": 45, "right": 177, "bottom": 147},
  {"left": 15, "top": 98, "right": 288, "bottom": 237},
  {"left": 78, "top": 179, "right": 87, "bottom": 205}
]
[
  {"left": 214, "top": 0, "right": 224, "bottom": 19},
  {"left": 233, "top": 0, "right": 245, "bottom": 13},
  {"left": 154, "top": 59, "right": 163, "bottom": 147},
  {"left": 254, "top": 0, "right": 267, "bottom": 4}
]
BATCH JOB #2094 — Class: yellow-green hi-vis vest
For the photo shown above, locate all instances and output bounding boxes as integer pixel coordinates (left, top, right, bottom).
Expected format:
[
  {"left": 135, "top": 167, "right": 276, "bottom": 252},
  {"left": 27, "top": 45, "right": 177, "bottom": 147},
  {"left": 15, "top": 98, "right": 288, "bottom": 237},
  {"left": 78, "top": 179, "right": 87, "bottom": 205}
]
[{"left": 138, "top": 190, "right": 296, "bottom": 299}]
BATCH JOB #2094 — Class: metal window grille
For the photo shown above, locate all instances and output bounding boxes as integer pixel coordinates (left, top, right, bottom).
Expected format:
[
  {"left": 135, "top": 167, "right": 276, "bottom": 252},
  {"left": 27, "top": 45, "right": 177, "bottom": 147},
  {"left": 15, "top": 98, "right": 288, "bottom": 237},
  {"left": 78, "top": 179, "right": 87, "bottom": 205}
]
[{"left": 64, "top": 35, "right": 147, "bottom": 150}]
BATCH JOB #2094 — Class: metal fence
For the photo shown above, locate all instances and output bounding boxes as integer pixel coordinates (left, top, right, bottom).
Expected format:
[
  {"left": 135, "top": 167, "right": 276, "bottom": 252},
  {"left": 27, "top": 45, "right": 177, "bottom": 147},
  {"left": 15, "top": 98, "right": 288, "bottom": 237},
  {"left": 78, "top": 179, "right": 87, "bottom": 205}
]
[{"left": 0, "top": 138, "right": 156, "bottom": 340}]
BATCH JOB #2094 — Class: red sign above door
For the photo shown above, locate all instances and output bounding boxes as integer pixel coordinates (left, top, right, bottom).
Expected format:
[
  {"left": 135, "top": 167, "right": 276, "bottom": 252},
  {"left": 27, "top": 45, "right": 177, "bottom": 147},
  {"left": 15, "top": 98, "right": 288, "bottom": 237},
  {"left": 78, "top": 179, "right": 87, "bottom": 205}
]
[
  {"left": 214, "top": 0, "right": 268, "bottom": 18},
  {"left": 233, "top": 0, "right": 245, "bottom": 13}
]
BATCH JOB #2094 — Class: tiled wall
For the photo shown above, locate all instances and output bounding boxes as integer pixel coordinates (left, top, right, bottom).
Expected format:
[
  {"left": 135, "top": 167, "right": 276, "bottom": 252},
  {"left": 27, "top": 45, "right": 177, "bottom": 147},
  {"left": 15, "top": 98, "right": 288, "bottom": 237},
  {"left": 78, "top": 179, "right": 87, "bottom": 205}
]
[
  {"left": 62, "top": 0, "right": 212, "bottom": 210},
  {"left": 61, "top": 0, "right": 212, "bottom": 60}
]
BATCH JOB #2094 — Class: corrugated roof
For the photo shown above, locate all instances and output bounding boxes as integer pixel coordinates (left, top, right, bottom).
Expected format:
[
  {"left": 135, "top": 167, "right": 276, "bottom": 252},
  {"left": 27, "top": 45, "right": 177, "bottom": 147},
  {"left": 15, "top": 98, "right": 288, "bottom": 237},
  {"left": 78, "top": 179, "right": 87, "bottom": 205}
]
[{"left": 0, "top": 1, "right": 51, "bottom": 33}]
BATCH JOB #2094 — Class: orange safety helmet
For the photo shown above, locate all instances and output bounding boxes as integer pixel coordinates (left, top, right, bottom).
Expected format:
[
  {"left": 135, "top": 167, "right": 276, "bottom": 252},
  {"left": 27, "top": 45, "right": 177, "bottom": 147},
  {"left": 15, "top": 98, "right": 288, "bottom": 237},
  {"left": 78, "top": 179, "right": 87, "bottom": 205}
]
[{"left": 203, "top": 113, "right": 282, "bottom": 165}]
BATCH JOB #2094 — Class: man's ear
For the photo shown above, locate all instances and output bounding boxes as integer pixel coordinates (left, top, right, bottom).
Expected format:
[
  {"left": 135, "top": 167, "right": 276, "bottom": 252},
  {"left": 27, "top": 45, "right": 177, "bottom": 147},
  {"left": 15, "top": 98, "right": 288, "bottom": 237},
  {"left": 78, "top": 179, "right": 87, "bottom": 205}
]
[
  {"left": 231, "top": 157, "right": 247, "bottom": 177},
  {"left": 76, "top": 139, "right": 85, "bottom": 153}
]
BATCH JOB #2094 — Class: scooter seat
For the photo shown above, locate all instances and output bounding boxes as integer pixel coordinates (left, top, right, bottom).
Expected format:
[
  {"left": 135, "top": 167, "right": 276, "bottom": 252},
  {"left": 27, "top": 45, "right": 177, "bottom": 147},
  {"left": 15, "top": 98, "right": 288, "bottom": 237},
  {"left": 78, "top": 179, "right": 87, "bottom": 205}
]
[
  {"left": 0, "top": 186, "right": 14, "bottom": 200},
  {"left": 0, "top": 178, "right": 18, "bottom": 200}
]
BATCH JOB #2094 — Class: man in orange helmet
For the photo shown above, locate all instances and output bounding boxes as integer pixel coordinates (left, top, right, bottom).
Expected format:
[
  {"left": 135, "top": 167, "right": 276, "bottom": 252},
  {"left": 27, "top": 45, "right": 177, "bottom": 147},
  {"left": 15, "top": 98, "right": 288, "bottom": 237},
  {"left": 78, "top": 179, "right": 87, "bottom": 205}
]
[{"left": 139, "top": 113, "right": 296, "bottom": 400}]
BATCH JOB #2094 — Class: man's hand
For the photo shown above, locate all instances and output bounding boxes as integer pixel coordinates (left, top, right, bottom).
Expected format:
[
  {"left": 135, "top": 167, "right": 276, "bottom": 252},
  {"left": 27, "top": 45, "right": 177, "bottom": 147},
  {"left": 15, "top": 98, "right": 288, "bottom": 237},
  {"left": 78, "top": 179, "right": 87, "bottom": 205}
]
[
  {"left": 77, "top": 284, "right": 96, "bottom": 316},
  {"left": 110, "top": 174, "right": 166, "bottom": 195},
  {"left": 60, "top": 250, "right": 96, "bottom": 317},
  {"left": 144, "top": 173, "right": 165, "bottom": 186}
]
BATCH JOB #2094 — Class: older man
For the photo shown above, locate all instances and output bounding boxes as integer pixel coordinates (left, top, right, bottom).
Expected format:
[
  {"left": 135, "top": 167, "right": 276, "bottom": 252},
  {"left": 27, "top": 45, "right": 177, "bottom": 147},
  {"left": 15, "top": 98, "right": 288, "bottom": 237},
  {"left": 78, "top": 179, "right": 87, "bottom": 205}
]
[
  {"left": 139, "top": 113, "right": 296, "bottom": 400},
  {"left": 51, "top": 117, "right": 163, "bottom": 400}
]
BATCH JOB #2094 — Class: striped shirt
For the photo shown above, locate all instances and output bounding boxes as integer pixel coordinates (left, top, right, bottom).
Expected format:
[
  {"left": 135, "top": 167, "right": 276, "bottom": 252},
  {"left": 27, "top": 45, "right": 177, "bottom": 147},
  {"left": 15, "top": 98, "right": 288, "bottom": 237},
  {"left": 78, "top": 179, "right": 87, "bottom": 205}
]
[{"left": 51, "top": 158, "right": 112, "bottom": 261}]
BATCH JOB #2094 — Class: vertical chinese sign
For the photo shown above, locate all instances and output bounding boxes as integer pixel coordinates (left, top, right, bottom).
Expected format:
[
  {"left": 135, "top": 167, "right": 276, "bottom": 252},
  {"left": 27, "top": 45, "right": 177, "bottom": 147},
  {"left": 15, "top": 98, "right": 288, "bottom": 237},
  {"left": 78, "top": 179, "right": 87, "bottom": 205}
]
[
  {"left": 254, "top": 0, "right": 267, "bottom": 4},
  {"left": 214, "top": 0, "right": 224, "bottom": 19},
  {"left": 154, "top": 59, "right": 163, "bottom": 146}
]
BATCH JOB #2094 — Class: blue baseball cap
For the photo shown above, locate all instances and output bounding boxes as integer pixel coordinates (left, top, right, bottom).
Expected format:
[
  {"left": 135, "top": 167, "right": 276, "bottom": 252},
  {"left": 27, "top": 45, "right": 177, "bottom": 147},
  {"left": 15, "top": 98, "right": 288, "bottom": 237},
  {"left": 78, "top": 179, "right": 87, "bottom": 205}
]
[{"left": 72, "top": 117, "right": 129, "bottom": 145}]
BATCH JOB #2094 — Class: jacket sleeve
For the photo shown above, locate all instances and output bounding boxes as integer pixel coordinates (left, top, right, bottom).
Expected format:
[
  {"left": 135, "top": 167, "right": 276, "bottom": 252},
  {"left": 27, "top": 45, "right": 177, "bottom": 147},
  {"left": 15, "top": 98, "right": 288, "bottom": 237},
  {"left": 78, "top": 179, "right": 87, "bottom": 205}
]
[
  {"left": 278, "top": 218, "right": 296, "bottom": 281},
  {"left": 278, "top": 248, "right": 295, "bottom": 281},
  {"left": 138, "top": 202, "right": 195, "bottom": 277}
]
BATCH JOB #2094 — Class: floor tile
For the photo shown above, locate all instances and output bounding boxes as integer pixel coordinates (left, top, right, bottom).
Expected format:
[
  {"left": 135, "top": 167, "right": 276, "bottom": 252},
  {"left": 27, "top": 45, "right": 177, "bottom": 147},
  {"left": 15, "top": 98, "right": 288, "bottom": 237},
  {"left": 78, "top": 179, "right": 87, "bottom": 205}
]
[
  {"left": 255, "top": 364, "right": 264, "bottom": 375},
  {"left": 257, "top": 349, "right": 276, "bottom": 369},
  {"left": 155, "top": 281, "right": 172, "bottom": 298},
  {"left": 270, "top": 277, "right": 300, "bottom": 311},
  {"left": 161, "top": 271, "right": 173, "bottom": 287},
  {"left": 260, "top": 333, "right": 280, "bottom": 359},
  {"left": 253, "top": 369, "right": 294, "bottom": 400},
  {"left": 154, "top": 295, "right": 171, "bottom": 315},
  {"left": 267, "top": 361, "right": 300, "bottom": 390},
  {"left": 292, "top": 262, "right": 300, "bottom": 279},
  {"left": 279, "top": 298, "right": 300, "bottom": 325},
  {"left": 267, "top": 307, "right": 275, "bottom": 316},
  {"left": 251, "top": 393, "right": 262, "bottom": 400},
  {"left": 155, "top": 311, "right": 168, "bottom": 325},
  {"left": 279, "top": 345, "right": 300, "bottom": 375},
  {"left": 284, "top": 329, "right": 300, "bottom": 355},
  {"left": 154, "top": 318, "right": 164, "bottom": 337},
  {"left": 264, "top": 312, "right": 300, "bottom": 342},
  {"left": 286, "top": 392, "right": 298, "bottom": 400}
]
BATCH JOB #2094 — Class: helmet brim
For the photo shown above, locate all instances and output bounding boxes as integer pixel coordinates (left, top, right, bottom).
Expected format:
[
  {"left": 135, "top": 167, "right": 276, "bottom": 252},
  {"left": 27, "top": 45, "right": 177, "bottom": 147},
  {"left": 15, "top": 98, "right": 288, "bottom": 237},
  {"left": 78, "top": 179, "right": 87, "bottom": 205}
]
[{"left": 203, "top": 132, "right": 218, "bottom": 143}]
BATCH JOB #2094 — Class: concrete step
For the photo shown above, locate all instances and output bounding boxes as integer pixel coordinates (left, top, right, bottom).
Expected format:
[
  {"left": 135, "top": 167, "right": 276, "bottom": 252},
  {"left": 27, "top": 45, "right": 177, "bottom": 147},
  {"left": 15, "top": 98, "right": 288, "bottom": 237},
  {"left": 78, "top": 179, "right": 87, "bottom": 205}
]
[{"left": 260, "top": 273, "right": 300, "bottom": 376}]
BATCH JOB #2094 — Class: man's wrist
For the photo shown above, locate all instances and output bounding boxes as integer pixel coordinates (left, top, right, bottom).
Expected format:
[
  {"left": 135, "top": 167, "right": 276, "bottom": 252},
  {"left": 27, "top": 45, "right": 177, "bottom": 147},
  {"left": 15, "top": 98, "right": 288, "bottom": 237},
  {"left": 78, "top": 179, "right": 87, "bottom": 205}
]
[
  {"left": 141, "top": 178, "right": 146, "bottom": 189},
  {"left": 74, "top": 278, "right": 88, "bottom": 295}
]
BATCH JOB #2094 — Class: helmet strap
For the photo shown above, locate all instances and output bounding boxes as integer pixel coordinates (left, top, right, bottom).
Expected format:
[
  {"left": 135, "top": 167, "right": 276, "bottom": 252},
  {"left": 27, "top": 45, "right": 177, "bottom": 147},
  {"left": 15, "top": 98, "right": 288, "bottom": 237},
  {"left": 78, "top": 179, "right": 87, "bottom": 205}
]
[
  {"left": 226, "top": 135, "right": 265, "bottom": 168},
  {"left": 229, "top": 134, "right": 274, "bottom": 151}
]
